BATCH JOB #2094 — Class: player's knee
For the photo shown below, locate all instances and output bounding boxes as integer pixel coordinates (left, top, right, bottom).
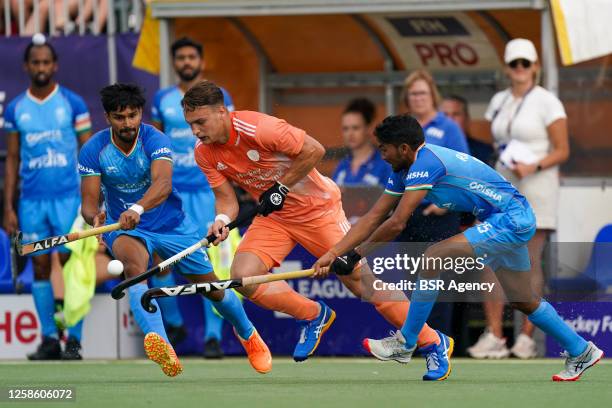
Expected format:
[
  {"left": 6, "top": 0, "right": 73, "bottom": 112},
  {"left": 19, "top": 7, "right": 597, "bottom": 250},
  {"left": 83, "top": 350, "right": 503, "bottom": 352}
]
[
  {"left": 122, "top": 261, "right": 144, "bottom": 278},
  {"left": 32, "top": 255, "right": 51, "bottom": 280},
  {"left": 509, "top": 301, "right": 539, "bottom": 314},
  {"left": 203, "top": 290, "right": 224, "bottom": 302}
]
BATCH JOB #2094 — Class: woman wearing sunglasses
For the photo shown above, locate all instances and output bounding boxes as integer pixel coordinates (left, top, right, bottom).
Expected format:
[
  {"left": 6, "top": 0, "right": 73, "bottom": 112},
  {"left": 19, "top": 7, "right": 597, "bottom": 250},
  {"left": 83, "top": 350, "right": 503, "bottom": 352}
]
[{"left": 468, "top": 38, "right": 570, "bottom": 360}]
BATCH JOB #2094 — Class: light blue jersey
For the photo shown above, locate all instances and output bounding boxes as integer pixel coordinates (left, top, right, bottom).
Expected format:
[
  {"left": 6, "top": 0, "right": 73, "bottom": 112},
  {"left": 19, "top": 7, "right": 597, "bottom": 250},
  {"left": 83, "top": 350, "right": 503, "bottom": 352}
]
[
  {"left": 3, "top": 85, "right": 91, "bottom": 199},
  {"left": 78, "top": 123, "right": 184, "bottom": 232},
  {"left": 385, "top": 144, "right": 527, "bottom": 221},
  {"left": 385, "top": 144, "right": 536, "bottom": 271},
  {"left": 151, "top": 85, "right": 234, "bottom": 191}
]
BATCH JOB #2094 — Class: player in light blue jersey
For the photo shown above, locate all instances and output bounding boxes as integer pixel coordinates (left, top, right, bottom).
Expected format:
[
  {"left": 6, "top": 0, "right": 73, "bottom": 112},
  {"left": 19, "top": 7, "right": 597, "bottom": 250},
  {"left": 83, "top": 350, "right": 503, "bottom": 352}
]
[
  {"left": 314, "top": 114, "right": 603, "bottom": 382},
  {"left": 3, "top": 37, "right": 92, "bottom": 361},
  {"left": 79, "top": 84, "right": 269, "bottom": 376},
  {"left": 151, "top": 37, "right": 235, "bottom": 357}
]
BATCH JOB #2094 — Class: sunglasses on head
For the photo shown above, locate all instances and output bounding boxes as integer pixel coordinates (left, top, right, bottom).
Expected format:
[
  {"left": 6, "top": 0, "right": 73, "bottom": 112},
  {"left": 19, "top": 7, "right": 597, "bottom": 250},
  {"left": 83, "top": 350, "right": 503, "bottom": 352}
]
[{"left": 509, "top": 59, "right": 532, "bottom": 69}]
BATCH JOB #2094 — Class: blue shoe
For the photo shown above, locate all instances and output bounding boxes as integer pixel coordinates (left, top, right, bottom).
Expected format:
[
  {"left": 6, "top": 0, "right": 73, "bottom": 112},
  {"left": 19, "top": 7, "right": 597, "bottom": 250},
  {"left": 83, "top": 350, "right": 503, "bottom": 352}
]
[
  {"left": 420, "top": 331, "right": 454, "bottom": 381},
  {"left": 293, "top": 301, "right": 336, "bottom": 362}
]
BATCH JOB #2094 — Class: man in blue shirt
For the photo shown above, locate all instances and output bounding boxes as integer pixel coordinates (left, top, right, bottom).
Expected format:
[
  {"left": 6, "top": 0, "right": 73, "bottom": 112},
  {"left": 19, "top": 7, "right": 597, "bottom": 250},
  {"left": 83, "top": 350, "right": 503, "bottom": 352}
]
[
  {"left": 151, "top": 37, "right": 234, "bottom": 357},
  {"left": 79, "top": 83, "right": 270, "bottom": 376},
  {"left": 314, "top": 114, "right": 603, "bottom": 382},
  {"left": 2, "top": 37, "right": 92, "bottom": 360}
]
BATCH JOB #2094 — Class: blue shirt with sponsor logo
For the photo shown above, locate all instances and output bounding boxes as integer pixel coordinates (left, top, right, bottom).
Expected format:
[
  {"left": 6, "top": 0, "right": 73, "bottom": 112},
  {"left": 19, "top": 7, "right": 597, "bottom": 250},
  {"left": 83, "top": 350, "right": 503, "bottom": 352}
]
[
  {"left": 3, "top": 85, "right": 92, "bottom": 199},
  {"left": 332, "top": 149, "right": 392, "bottom": 187},
  {"left": 385, "top": 144, "right": 528, "bottom": 220},
  {"left": 151, "top": 85, "right": 234, "bottom": 191},
  {"left": 423, "top": 111, "right": 470, "bottom": 154},
  {"left": 78, "top": 123, "right": 184, "bottom": 232}
]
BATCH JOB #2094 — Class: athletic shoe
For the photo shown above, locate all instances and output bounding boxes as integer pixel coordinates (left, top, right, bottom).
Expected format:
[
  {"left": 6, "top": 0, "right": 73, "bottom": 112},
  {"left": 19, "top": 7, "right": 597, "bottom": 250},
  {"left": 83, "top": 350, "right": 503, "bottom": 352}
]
[
  {"left": 235, "top": 328, "right": 272, "bottom": 374},
  {"left": 166, "top": 325, "right": 188, "bottom": 347},
  {"left": 293, "top": 301, "right": 336, "bottom": 362},
  {"left": 203, "top": 338, "right": 224, "bottom": 359},
  {"left": 27, "top": 336, "right": 61, "bottom": 360},
  {"left": 362, "top": 330, "right": 416, "bottom": 363},
  {"left": 144, "top": 332, "right": 183, "bottom": 377},
  {"left": 61, "top": 337, "right": 83, "bottom": 360},
  {"left": 510, "top": 333, "right": 537, "bottom": 359},
  {"left": 420, "top": 331, "right": 454, "bottom": 381},
  {"left": 467, "top": 329, "right": 510, "bottom": 359},
  {"left": 552, "top": 341, "right": 603, "bottom": 382}
]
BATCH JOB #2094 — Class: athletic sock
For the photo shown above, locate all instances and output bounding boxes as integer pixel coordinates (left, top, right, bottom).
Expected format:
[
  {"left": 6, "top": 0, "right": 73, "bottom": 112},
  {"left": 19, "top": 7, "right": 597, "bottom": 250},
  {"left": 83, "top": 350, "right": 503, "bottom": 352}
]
[
  {"left": 210, "top": 290, "right": 254, "bottom": 340},
  {"left": 203, "top": 297, "right": 224, "bottom": 341},
  {"left": 150, "top": 273, "right": 184, "bottom": 327},
  {"left": 250, "top": 280, "right": 320, "bottom": 321},
  {"left": 32, "top": 280, "right": 58, "bottom": 339},
  {"left": 128, "top": 284, "right": 169, "bottom": 343},
  {"left": 528, "top": 300, "right": 588, "bottom": 357},
  {"left": 400, "top": 279, "right": 439, "bottom": 349},
  {"left": 67, "top": 319, "right": 84, "bottom": 342}
]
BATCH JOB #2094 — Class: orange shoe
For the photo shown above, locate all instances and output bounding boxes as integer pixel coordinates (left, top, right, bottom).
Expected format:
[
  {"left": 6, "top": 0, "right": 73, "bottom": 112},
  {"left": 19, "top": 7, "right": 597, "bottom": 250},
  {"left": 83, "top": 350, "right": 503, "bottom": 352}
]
[
  {"left": 144, "top": 332, "right": 183, "bottom": 377},
  {"left": 235, "top": 329, "right": 272, "bottom": 374}
]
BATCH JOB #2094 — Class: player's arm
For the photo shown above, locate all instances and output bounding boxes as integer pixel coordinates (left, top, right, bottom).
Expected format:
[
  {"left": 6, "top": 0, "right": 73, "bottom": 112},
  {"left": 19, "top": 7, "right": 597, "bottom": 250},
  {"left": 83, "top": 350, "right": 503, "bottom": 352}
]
[
  {"left": 2, "top": 132, "right": 20, "bottom": 234},
  {"left": 119, "top": 159, "right": 173, "bottom": 230},
  {"left": 151, "top": 121, "right": 163, "bottom": 132},
  {"left": 258, "top": 134, "right": 325, "bottom": 216},
  {"left": 77, "top": 130, "right": 93, "bottom": 146},
  {"left": 81, "top": 175, "right": 103, "bottom": 227},
  {"left": 358, "top": 189, "right": 428, "bottom": 253},
  {"left": 208, "top": 180, "right": 239, "bottom": 245},
  {"left": 279, "top": 135, "right": 324, "bottom": 187}
]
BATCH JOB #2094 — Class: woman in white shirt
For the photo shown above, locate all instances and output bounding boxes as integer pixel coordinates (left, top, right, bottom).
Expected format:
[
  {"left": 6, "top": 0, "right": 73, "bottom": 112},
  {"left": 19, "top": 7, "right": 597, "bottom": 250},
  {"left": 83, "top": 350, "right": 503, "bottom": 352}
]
[{"left": 468, "top": 38, "right": 570, "bottom": 360}]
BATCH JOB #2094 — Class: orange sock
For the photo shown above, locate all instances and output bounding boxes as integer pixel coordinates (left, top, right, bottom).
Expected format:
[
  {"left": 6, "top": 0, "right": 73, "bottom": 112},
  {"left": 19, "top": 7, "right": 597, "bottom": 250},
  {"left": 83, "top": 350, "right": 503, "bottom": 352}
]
[
  {"left": 373, "top": 301, "right": 440, "bottom": 346},
  {"left": 250, "top": 280, "right": 320, "bottom": 321}
]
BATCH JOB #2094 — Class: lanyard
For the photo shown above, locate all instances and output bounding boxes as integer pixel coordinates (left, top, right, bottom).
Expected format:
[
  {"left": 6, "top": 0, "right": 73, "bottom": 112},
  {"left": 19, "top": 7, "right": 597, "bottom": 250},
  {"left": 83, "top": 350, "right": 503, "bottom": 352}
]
[{"left": 491, "top": 86, "right": 535, "bottom": 138}]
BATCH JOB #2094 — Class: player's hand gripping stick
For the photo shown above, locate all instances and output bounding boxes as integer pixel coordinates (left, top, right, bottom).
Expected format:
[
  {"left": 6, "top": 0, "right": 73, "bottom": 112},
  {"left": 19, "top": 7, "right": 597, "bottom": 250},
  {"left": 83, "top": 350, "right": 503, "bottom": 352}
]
[{"left": 110, "top": 208, "right": 258, "bottom": 300}]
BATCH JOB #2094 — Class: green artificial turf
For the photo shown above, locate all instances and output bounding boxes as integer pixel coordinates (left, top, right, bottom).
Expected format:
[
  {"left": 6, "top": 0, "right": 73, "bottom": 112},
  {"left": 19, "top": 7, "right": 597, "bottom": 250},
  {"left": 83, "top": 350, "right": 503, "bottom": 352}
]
[{"left": 0, "top": 358, "right": 610, "bottom": 408}]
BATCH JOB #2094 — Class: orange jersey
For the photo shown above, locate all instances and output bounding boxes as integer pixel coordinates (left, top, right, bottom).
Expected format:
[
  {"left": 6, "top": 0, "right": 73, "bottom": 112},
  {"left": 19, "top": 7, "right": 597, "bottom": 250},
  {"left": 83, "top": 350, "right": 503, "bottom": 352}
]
[{"left": 194, "top": 111, "right": 341, "bottom": 223}]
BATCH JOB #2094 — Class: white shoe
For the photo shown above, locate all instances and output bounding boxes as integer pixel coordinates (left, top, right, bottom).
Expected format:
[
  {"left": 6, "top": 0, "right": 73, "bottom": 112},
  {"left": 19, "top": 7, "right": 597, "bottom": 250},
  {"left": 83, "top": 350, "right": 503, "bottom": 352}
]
[
  {"left": 511, "top": 333, "right": 537, "bottom": 359},
  {"left": 363, "top": 330, "right": 416, "bottom": 363},
  {"left": 467, "top": 329, "right": 510, "bottom": 359},
  {"left": 552, "top": 342, "right": 604, "bottom": 381}
]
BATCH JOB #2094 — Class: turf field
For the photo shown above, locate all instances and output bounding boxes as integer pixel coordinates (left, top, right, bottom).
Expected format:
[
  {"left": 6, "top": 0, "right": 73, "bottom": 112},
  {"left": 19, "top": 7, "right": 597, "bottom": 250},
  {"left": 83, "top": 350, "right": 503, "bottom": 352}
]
[{"left": 1, "top": 358, "right": 610, "bottom": 408}]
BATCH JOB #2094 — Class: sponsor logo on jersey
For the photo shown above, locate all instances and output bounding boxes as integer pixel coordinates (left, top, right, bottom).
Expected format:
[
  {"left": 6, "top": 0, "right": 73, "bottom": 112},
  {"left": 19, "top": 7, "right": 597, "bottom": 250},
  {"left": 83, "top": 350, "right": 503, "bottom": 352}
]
[
  {"left": 151, "top": 147, "right": 171, "bottom": 157},
  {"left": 116, "top": 181, "right": 148, "bottom": 193},
  {"left": 217, "top": 162, "right": 227, "bottom": 171},
  {"left": 25, "top": 130, "right": 62, "bottom": 146},
  {"left": 426, "top": 127, "right": 444, "bottom": 139},
  {"left": 456, "top": 152, "right": 469, "bottom": 162},
  {"left": 469, "top": 181, "right": 502, "bottom": 202},
  {"left": 78, "top": 163, "right": 97, "bottom": 174},
  {"left": 406, "top": 171, "right": 429, "bottom": 180},
  {"left": 28, "top": 148, "right": 68, "bottom": 169}
]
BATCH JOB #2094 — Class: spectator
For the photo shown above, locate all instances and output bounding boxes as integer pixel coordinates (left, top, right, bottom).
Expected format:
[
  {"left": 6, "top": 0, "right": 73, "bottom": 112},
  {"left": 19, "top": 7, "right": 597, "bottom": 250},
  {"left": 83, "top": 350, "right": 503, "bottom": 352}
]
[
  {"left": 2, "top": 36, "right": 92, "bottom": 360},
  {"left": 332, "top": 98, "right": 391, "bottom": 188},
  {"left": 151, "top": 37, "right": 234, "bottom": 358},
  {"left": 467, "top": 38, "right": 570, "bottom": 359},
  {"left": 441, "top": 94, "right": 494, "bottom": 165}
]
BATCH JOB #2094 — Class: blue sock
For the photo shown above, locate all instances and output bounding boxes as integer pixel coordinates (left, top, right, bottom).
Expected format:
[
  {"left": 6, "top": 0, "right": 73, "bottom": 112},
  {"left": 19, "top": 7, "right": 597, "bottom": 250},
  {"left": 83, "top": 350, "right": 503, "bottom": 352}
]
[
  {"left": 528, "top": 300, "right": 588, "bottom": 357},
  {"left": 400, "top": 279, "right": 439, "bottom": 348},
  {"left": 31, "top": 281, "right": 58, "bottom": 339},
  {"left": 210, "top": 291, "right": 253, "bottom": 340},
  {"left": 68, "top": 319, "right": 84, "bottom": 342},
  {"left": 150, "top": 273, "right": 184, "bottom": 328},
  {"left": 128, "top": 284, "right": 169, "bottom": 343},
  {"left": 203, "top": 298, "right": 224, "bottom": 341}
]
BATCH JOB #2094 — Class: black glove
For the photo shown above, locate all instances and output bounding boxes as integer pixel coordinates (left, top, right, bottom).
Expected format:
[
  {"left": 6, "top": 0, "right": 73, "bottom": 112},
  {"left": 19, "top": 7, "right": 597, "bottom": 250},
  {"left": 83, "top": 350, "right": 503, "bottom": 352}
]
[
  {"left": 258, "top": 181, "right": 290, "bottom": 216},
  {"left": 330, "top": 249, "right": 362, "bottom": 276}
]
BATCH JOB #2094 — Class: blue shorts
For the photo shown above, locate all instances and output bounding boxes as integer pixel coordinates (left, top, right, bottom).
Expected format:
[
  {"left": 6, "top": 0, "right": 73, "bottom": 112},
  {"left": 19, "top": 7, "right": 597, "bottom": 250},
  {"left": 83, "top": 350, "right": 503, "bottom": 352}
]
[
  {"left": 464, "top": 201, "right": 536, "bottom": 272},
  {"left": 103, "top": 215, "right": 213, "bottom": 276},
  {"left": 18, "top": 195, "right": 80, "bottom": 254},
  {"left": 178, "top": 189, "right": 215, "bottom": 236}
]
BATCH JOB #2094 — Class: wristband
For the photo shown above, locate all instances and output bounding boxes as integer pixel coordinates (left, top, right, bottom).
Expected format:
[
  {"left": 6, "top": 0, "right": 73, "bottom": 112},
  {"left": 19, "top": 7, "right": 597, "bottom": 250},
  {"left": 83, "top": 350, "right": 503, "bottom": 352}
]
[
  {"left": 129, "top": 204, "right": 144, "bottom": 215},
  {"left": 215, "top": 213, "right": 231, "bottom": 226}
]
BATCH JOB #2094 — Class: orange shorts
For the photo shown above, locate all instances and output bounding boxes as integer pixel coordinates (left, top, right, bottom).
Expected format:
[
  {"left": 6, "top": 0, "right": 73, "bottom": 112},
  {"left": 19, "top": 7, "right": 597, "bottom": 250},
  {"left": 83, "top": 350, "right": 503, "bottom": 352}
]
[{"left": 237, "top": 204, "right": 351, "bottom": 269}]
